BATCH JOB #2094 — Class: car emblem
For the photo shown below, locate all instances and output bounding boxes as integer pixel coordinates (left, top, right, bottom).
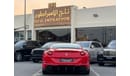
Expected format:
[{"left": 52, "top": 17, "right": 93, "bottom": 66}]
[{"left": 65, "top": 53, "right": 68, "bottom": 56}]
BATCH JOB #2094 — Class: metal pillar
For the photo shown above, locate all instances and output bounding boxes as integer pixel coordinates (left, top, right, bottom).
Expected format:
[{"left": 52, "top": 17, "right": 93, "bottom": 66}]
[{"left": 24, "top": 0, "right": 27, "bottom": 40}]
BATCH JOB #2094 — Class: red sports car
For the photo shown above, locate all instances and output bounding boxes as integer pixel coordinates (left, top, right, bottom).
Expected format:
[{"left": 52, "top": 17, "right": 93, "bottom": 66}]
[{"left": 42, "top": 43, "right": 90, "bottom": 74}]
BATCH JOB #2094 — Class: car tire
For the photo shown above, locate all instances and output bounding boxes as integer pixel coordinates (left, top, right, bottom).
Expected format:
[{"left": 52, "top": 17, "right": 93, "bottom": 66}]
[
  {"left": 42, "top": 69, "right": 48, "bottom": 74},
  {"left": 82, "top": 68, "right": 90, "bottom": 75},
  {"left": 85, "top": 68, "right": 90, "bottom": 74},
  {"left": 80, "top": 67, "right": 90, "bottom": 75},
  {"left": 32, "top": 59, "right": 39, "bottom": 63},
  {"left": 98, "top": 62, "right": 104, "bottom": 66},
  {"left": 113, "top": 63, "right": 116, "bottom": 66},
  {"left": 15, "top": 52, "right": 23, "bottom": 61}
]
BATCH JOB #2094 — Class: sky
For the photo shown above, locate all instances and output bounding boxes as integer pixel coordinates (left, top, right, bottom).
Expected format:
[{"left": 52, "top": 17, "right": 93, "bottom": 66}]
[{"left": 14, "top": 0, "right": 116, "bottom": 15}]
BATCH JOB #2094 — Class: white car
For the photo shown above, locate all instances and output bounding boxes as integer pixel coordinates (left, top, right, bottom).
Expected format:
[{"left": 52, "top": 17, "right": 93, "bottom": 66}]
[
  {"left": 76, "top": 41, "right": 104, "bottom": 62},
  {"left": 97, "top": 40, "right": 116, "bottom": 66}
]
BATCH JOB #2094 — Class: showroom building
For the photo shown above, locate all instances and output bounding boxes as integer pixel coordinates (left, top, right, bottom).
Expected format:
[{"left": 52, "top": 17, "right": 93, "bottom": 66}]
[{"left": 14, "top": 3, "right": 116, "bottom": 45}]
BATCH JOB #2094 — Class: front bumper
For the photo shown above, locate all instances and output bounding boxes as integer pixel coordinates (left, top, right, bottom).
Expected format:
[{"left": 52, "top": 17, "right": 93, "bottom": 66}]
[
  {"left": 31, "top": 54, "right": 42, "bottom": 60},
  {"left": 97, "top": 54, "right": 116, "bottom": 64}
]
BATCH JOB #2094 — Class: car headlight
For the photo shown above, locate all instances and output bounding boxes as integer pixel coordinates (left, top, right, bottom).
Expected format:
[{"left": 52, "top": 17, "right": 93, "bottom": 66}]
[{"left": 31, "top": 49, "right": 34, "bottom": 55}]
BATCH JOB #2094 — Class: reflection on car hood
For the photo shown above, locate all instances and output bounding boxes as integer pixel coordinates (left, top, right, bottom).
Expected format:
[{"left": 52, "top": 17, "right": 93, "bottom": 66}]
[
  {"left": 104, "top": 48, "right": 116, "bottom": 51},
  {"left": 33, "top": 48, "right": 45, "bottom": 51}
]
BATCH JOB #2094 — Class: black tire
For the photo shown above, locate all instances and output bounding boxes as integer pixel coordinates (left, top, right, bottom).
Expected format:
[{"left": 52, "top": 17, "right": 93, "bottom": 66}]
[
  {"left": 113, "top": 63, "right": 116, "bottom": 66},
  {"left": 86, "top": 69, "right": 90, "bottom": 74},
  {"left": 42, "top": 69, "right": 48, "bottom": 74},
  {"left": 15, "top": 52, "right": 23, "bottom": 61},
  {"left": 80, "top": 67, "right": 90, "bottom": 75},
  {"left": 24, "top": 57, "right": 31, "bottom": 61},
  {"left": 83, "top": 68, "right": 90, "bottom": 75},
  {"left": 98, "top": 62, "right": 104, "bottom": 66},
  {"left": 32, "top": 59, "right": 39, "bottom": 63}
]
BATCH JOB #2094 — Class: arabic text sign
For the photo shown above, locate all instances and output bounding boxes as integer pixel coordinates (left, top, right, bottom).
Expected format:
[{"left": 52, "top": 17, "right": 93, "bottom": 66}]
[{"left": 34, "top": 6, "right": 71, "bottom": 27}]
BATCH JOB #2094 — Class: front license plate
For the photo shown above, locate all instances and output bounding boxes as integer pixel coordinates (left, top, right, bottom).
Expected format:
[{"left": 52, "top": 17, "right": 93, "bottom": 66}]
[{"left": 60, "top": 58, "right": 73, "bottom": 62}]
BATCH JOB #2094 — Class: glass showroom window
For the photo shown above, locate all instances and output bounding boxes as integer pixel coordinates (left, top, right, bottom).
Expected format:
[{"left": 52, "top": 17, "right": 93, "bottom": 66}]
[
  {"left": 14, "top": 32, "right": 19, "bottom": 41},
  {"left": 14, "top": 31, "right": 24, "bottom": 41},
  {"left": 19, "top": 31, "right": 24, "bottom": 40},
  {"left": 27, "top": 30, "right": 32, "bottom": 40}
]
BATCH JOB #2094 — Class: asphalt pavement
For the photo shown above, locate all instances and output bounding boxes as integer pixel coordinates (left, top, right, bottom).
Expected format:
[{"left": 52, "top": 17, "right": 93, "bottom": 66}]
[
  {"left": 14, "top": 61, "right": 41, "bottom": 76},
  {"left": 14, "top": 61, "right": 116, "bottom": 76},
  {"left": 91, "top": 64, "right": 116, "bottom": 76}
]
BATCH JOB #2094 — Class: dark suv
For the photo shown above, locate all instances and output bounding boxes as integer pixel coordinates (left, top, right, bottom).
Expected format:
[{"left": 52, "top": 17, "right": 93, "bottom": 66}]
[
  {"left": 14, "top": 40, "right": 41, "bottom": 61},
  {"left": 31, "top": 42, "right": 62, "bottom": 63}
]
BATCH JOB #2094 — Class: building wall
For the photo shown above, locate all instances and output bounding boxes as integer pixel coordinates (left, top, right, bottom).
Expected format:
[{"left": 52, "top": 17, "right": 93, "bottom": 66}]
[
  {"left": 14, "top": 14, "right": 33, "bottom": 31},
  {"left": 14, "top": 6, "right": 116, "bottom": 31},
  {"left": 75, "top": 6, "right": 116, "bottom": 28},
  {"left": 14, "top": 6, "right": 116, "bottom": 43},
  {"left": 14, "top": 14, "right": 33, "bottom": 41}
]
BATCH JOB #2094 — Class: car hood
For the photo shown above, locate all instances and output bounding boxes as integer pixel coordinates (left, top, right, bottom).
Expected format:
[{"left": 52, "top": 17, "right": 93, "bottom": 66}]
[
  {"left": 104, "top": 48, "right": 116, "bottom": 52},
  {"left": 33, "top": 48, "right": 46, "bottom": 50}
]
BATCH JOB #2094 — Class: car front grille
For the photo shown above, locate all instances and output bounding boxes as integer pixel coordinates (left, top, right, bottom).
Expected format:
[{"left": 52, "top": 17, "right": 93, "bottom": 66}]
[
  {"left": 33, "top": 50, "right": 43, "bottom": 55},
  {"left": 103, "top": 51, "right": 116, "bottom": 56}
]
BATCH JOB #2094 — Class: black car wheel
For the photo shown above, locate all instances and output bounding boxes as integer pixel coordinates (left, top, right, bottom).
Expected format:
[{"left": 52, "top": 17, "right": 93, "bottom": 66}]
[
  {"left": 81, "top": 69, "right": 90, "bottom": 75},
  {"left": 98, "top": 62, "right": 104, "bottom": 66},
  {"left": 32, "top": 59, "right": 39, "bottom": 63},
  {"left": 79, "top": 67, "right": 90, "bottom": 75},
  {"left": 15, "top": 52, "right": 23, "bottom": 61},
  {"left": 86, "top": 68, "right": 90, "bottom": 74},
  {"left": 42, "top": 68, "right": 49, "bottom": 74}
]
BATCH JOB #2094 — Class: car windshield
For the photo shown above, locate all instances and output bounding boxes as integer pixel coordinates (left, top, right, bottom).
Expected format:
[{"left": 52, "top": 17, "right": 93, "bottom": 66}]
[
  {"left": 15, "top": 40, "right": 25, "bottom": 47},
  {"left": 76, "top": 42, "right": 90, "bottom": 48},
  {"left": 51, "top": 43, "right": 81, "bottom": 49},
  {"left": 107, "top": 40, "right": 116, "bottom": 49}
]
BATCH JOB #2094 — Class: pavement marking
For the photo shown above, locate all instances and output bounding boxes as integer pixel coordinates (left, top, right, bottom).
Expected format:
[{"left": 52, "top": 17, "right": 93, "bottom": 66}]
[
  {"left": 90, "top": 67, "right": 100, "bottom": 76},
  {"left": 32, "top": 69, "right": 42, "bottom": 76}
]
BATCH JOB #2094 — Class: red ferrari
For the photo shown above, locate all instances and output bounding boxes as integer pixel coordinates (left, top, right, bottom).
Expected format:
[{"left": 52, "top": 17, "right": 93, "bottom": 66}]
[{"left": 42, "top": 43, "right": 90, "bottom": 74}]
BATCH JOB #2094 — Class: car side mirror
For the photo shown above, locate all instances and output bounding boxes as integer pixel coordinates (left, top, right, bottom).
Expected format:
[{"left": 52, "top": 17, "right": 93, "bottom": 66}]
[{"left": 90, "top": 45, "right": 94, "bottom": 49}]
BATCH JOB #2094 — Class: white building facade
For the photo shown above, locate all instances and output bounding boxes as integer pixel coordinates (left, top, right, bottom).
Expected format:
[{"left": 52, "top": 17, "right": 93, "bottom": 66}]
[{"left": 14, "top": 3, "right": 116, "bottom": 45}]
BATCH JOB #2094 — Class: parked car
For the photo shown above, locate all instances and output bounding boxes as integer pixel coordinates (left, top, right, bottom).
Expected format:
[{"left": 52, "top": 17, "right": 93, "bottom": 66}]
[
  {"left": 14, "top": 40, "right": 18, "bottom": 44},
  {"left": 31, "top": 42, "right": 61, "bottom": 63},
  {"left": 76, "top": 41, "right": 104, "bottom": 62},
  {"left": 97, "top": 40, "right": 116, "bottom": 66},
  {"left": 42, "top": 43, "right": 90, "bottom": 74},
  {"left": 14, "top": 40, "right": 41, "bottom": 61}
]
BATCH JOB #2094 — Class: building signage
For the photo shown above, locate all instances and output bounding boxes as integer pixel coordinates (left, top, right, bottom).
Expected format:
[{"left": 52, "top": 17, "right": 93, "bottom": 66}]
[{"left": 34, "top": 6, "right": 71, "bottom": 27}]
